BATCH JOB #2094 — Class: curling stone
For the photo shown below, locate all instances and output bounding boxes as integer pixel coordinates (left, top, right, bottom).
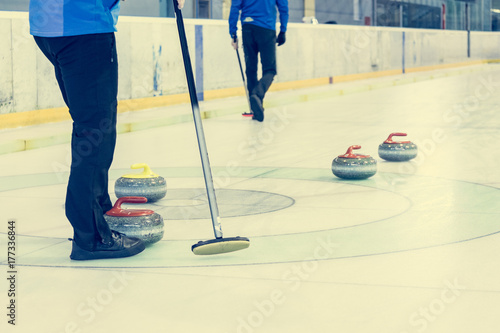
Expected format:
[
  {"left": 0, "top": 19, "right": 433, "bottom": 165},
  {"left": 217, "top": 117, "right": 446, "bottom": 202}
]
[
  {"left": 115, "top": 163, "right": 166, "bottom": 202},
  {"left": 331, "top": 145, "right": 377, "bottom": 180},
  {"left": 104, "top": 196, "right": 164, "bottom": 245},
  {"left": 378, "top": 132, "right": 418, "bottom": 162}
]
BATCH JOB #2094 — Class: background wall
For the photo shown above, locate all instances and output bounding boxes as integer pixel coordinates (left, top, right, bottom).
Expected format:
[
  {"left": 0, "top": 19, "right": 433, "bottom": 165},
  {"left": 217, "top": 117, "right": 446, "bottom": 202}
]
[
  {"left": 2, "top": 0, "right": 497, "bottom": 29},
  {"left": 1, "top": 11, "right": 500, "bottom": 116}
]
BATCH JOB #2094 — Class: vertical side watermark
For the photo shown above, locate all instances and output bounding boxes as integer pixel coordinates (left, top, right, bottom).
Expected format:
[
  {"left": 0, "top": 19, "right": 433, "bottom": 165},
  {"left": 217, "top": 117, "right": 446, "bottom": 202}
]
[{"left": 6, "top": 219, "right": 17, "bottom": 326}]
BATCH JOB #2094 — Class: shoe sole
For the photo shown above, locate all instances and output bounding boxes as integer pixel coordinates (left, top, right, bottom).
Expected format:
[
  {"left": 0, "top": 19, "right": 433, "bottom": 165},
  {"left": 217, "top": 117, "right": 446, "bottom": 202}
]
[
  {"left": 70, "top": 242, "right": 146, "bottom": 260},
  {"left": 250, "top": 95, "right": 264, "bottom": 122}
]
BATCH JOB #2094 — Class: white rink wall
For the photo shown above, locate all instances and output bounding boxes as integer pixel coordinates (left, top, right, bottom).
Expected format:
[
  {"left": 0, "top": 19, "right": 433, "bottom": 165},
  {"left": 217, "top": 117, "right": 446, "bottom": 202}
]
[{"left": 1, "top": 11, "right": 500, "bottom": 115}]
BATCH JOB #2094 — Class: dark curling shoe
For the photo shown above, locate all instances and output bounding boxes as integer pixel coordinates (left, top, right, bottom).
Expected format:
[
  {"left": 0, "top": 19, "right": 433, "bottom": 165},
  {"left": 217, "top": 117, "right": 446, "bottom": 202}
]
[
  {"left": 70, "top": 231, "right": 145, "bottom": 260},
  {"left": 250, "top": 95, "right": 264, "bottom": 122}
]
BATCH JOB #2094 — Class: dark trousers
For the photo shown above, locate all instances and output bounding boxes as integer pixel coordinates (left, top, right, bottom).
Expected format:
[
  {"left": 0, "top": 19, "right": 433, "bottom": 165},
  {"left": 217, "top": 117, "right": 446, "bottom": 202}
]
[
  {"left": 242, "top": 24, "right": 277, "bottom": 100},
  {"left": 34, "top": 33, "right": 118, "bottom": 251}
]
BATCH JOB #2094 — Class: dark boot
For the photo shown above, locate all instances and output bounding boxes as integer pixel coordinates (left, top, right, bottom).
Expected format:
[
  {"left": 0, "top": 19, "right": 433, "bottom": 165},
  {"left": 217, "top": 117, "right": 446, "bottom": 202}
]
[
  {"left": 250, "top": 95, "right": 264, "bottom": 122},
  {"left": 70, "top": 230, "right": 145, "bottom": 260}
]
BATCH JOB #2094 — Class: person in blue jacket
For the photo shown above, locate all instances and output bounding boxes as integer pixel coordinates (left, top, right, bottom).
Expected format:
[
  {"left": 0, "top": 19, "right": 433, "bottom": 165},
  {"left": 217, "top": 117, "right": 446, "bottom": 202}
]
[
  {"left": 28, "top": 0, "right": 184, "bottom": 260},
  {"left": 229, "top": 0, "right": 289, "bottom": 122}
]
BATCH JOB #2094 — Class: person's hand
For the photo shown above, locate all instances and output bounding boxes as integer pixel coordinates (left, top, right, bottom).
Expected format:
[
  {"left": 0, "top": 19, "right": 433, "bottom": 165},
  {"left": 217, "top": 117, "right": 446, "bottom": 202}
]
[
  {"left": 277, "top": 31, "right": 286, "bottom": 46},
  {"left": 231, "top": 35, "right": 238, "bottom": 50},
  {"left": 176, "top": 0, "right": 185, "bottom": 9}
]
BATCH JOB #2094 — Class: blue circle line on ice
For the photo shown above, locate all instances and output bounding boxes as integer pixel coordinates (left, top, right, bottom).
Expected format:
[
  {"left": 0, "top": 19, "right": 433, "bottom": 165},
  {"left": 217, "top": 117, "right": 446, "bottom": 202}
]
[{"left": 0, "top": 167, "right": 499, "bottom": 268}]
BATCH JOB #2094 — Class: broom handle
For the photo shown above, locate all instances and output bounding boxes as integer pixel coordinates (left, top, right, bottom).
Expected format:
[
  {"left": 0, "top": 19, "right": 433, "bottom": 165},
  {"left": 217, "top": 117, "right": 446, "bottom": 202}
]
[
  {"left": 234, "top": 36, "right": 252, "bottom": 112},
  {"left": 173, "top": 0, "right": 223, "bottom": 239}
]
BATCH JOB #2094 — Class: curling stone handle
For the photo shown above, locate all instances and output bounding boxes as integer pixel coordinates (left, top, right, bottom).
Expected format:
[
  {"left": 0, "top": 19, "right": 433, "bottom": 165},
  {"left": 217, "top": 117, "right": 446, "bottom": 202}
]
[
  {"left": 346, "top": 145, "right": 361, "bottom": 154},
  {"left": 387, "top": 133, "right": 407, "bottom": 141},
  {"left": 342, "top": 145, "right": 362, "bottom": 157},
  {"left": 106, "top": 196, "right": 153, "bottom": 217},
  {"left": 113, "top": 196, "right": 148, "bottom": 209},
  {"left": 130, "top": 163, "right": 157, "bottom": 177},
  {"left": 384, "top": 132, "right": 410, "bottom": 144},
  {"left": 338, "top": 145, "right": 371, "bottom": 159}
]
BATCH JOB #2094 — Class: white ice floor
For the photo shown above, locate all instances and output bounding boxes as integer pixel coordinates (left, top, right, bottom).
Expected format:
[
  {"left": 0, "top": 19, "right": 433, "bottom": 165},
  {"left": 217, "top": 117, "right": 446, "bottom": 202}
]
[{"left": 1, "top": 64, "right": 500, "bottom": 333}]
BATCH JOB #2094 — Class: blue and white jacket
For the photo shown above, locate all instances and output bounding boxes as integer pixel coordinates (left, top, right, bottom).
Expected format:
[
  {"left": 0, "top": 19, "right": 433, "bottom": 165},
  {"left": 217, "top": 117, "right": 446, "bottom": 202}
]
[
  {"left": 29, "top": 0, "right": 121, "bottom": 37},
  {"left": 229, "top": 0, "right": 289, "bottom": 36}
]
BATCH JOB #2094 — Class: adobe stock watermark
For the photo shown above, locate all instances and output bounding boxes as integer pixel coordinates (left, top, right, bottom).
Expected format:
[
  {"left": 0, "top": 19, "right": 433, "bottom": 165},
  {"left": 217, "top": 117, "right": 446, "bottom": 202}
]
[
  {"left": 57, "top": 269, "right": 134, "bottom": 333},
  {"left": 442, "top": 75, "right": 500, "bottom": 128},
  {"left": 400, "top": 278, "right": 465, "bottom": 333},
  {"left": 171, "top": 187, "right": 219, "bottom": 221},
  {"left": 391, "top": 72, "right": 500, "bottom": 177},
  {"left": 211, "top": 106, "right": 295, "bottom": 188},
  {"left": 51, "top": 118, "right": 116, "bottom": 182},
  {"left": 395, "top": 128, "right": 448, "bottom": 176},
  {"left": 235, "top": 235, "right": 338, "bottom": 333},
  {"left": 237, "top": 106, "right": 296, "bottom": 163},
  {"left": 178, "top": 106, "right": 296, "bottom": 221},
  {"left": 29, "top": 0, "right": 72, "bottom": 34},
  {"left": 341, "top": 2, "right": 401, "bottom": 61}
]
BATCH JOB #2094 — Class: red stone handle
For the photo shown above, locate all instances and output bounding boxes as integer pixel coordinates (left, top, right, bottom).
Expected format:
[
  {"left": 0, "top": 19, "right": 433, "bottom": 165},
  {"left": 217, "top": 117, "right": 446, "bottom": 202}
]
[
  {"left": 384, "top": 132, "right": 411, "bottom": 144},
  {"left": 338, "top": 145, "right": 370, "bottom": 159},
  {"left": 116, "top": 197, "right": 148, "bottom": 206},
  {"left": 106, "top": 196, "right": 154, "bottom": 217}
]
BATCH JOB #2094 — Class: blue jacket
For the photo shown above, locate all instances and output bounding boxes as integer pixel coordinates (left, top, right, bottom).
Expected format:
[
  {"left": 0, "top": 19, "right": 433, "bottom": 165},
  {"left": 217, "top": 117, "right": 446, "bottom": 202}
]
[
  {"left": 29, "top": 0, "right": 121, "bottom": 37},
  {"left": 229, "top": 0, "right": 289, "bottom": 36}
]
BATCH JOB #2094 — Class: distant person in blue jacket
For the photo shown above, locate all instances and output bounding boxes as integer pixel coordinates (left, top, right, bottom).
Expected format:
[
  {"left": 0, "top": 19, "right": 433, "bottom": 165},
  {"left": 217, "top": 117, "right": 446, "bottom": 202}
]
[
  {"left": 229, "top": 0, "right": 289, "bottom": 122},
  {"left": 28, "top": 0, "right": 185, "bottom": 260}
]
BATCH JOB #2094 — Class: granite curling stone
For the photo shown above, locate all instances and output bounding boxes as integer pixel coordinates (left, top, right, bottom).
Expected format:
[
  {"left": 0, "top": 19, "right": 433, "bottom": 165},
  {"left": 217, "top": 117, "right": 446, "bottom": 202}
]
[
  {"left": 331, "top": 145, "right": 377, "bottom": 180},
  {"left": 378, "top": 132, "right": 418, "bottom": 162},
  {"left": 115, "top": 163, "right": 167, "bottom": 202},
  {"left": 104, "top": 196, "right": 164, "bottom": 245}
]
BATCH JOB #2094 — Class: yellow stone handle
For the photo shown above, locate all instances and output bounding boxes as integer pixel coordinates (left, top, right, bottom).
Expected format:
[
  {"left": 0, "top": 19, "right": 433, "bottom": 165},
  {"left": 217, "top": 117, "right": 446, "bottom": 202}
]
[{"left": 122, "top": 163, "right": 159, "bottom": 178}]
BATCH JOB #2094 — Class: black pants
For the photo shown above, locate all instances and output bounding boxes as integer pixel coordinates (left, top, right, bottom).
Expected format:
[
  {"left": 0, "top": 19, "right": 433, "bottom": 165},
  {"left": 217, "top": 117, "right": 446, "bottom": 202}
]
[
  {"left": 34, "top": 33, "right": 118, "bottom": 251},
  {"left": 242, "top": 24, "right": 277, "bottom": 100}
]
